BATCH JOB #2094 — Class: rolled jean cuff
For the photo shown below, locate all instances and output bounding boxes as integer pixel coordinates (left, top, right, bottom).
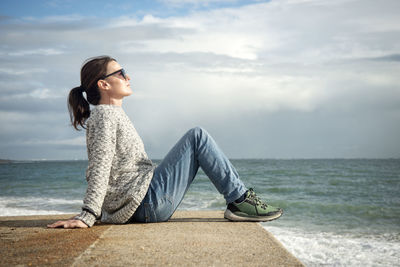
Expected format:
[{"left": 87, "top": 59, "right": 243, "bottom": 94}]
[{"left": 225, "top": 186, "right": 248, "bottom": 204}]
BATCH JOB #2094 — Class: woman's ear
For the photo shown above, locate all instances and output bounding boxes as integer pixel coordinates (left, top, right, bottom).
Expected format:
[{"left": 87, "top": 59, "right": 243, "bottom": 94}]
[{"left": 97, "top": 79, "right": 109, "bottom": 91}]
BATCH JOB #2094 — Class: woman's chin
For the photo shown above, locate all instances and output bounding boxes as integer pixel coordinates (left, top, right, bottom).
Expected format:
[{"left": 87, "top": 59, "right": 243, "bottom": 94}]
[{"left": 125, "top": 89, "right": 133, "bottom": 96}]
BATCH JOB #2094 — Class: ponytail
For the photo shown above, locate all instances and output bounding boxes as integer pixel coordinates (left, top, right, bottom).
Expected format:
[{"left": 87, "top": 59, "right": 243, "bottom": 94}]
[
  {"left": 67, "top": 55, "right": 115, "bottom": 130},
  {"left": 68, "top": 86, "right": 90, "bottom": 130}
]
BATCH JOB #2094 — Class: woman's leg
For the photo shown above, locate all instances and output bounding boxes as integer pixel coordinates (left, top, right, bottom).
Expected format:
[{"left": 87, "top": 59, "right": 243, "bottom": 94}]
[{"left": 132, "top": 127, "right": 247, "bottom": 223}]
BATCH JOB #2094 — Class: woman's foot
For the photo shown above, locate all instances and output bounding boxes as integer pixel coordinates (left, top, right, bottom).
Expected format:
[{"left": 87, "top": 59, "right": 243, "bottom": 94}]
[{"left": 224, "top": 188, "right": 283, "bottom": 222}]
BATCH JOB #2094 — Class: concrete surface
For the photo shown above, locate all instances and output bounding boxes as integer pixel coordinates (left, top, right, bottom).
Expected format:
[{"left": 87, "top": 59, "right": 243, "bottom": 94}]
[{"left": 0, "top": 210, "right": 303, "bottom": 266}]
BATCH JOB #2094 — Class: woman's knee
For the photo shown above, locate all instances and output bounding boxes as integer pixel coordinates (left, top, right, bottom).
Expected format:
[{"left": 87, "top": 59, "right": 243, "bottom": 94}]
[
  {"left": 183, "top": 126, "right": 210, "bottom": 150},
  {"left": 188, "top": 126, "right": 207, "bottom": 139}
]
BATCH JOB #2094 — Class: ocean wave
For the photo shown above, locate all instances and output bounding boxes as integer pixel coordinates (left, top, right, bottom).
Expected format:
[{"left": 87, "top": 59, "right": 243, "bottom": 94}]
[
  {"left": 0, "top": 196, "right": 82, "bottom": 216},
  {"left": 178, "top": 192, "right": 225, "bottom": 210},
  {"left": 264, "top": 225, "right": 400, "bottom": 267}
]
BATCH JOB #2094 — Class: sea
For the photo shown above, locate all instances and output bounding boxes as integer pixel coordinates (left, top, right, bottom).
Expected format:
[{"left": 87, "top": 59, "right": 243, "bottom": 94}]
[{"left": 0, "top": 159, "right": 399, "bottom": 266}]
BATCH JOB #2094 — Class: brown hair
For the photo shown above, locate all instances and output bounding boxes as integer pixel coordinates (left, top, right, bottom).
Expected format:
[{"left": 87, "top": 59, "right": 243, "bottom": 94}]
[{"left": 68, "top": 56, "right": 116, "bottom": 130}]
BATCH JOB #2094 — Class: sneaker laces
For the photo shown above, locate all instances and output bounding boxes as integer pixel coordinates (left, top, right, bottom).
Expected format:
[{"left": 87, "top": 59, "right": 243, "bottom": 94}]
[{"left": 247, "top": 188, "right": 268, "bottom": 209}]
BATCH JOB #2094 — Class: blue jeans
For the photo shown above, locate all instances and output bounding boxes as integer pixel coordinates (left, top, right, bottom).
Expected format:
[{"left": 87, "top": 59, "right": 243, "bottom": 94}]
[{"left": 130, "top": 127, "right": 247, "bottom": 223}]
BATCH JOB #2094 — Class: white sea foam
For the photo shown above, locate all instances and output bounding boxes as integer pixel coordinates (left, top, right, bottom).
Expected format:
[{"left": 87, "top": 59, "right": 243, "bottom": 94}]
[
  {"left": 264, "top": 225, "right": 400, "bottom": 267},
  {"left": 0, "top": 196, "right": 82, "bottom": 216},
  {"left": 179, "top": 193, "right": 225, "bottom": 210}
]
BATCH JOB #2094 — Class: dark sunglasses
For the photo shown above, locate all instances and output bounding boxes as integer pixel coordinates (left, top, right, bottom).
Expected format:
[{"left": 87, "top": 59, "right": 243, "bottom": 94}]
[{"left": 102, "top": 68, "right": 127, "bottom": 80}]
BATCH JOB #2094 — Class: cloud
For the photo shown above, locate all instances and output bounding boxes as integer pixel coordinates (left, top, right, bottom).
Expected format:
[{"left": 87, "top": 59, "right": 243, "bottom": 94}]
[
  {"left": 5, "top": 48, "right": 64, "bottom": 57},
  {"left": 0, "top": 0, "right": 399, "bottom": 159},
  {"left": 0, "top": 67, "right": 48, "bottom": 75},
  {"left": 367, "top": 54, "right": 400, "bottom": 62}
]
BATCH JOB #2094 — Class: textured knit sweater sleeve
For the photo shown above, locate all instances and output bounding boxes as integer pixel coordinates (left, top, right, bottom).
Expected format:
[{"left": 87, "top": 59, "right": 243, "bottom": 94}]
[
  {"left": 75, "top": 105, "right": 154, "bottom": 227},
  {"left": 75, "top": 110, "right": 117, "bottom": 226}
]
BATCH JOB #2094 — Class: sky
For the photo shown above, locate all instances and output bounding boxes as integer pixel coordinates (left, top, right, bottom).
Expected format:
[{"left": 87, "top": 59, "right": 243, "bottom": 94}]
[{"left": 0, "top": 0, "right": 399, "bottom": 160}]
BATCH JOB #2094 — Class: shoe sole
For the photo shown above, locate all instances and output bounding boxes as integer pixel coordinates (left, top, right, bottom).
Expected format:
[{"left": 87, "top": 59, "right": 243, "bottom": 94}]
[{"left": 224, "top": 209, "right": 283, "bottom": 222}]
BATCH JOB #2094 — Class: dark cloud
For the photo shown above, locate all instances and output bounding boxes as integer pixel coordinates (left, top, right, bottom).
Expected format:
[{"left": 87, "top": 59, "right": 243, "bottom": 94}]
[
  {"left": 0, "top": 20, "right": 97, "bottom": 32},
  {"left": 0, "top": 15, "right": 13, "bottom": 21},
  {"left": 367, "top": 54, "right": 400, "bottom": 62},
  {"left": 0, "top": 17, "right": 195, "bottom": 50}
]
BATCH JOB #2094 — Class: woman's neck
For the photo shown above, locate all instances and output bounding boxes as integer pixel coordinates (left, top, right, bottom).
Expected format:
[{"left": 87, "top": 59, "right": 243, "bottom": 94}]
[{"left": 98, "top": 98, "right": 123, "bottom": 106}]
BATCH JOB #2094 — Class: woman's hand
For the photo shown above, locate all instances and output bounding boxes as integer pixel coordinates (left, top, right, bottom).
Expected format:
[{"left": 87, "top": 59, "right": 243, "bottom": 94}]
[{"left": 47, "top": 219, "right": 88, "bottom": 229}]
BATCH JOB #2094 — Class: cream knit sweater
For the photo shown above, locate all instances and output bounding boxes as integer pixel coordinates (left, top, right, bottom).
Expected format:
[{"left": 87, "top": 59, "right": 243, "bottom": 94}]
[{"left": 75, "top": 105, "right": 154, "bottom": 227}]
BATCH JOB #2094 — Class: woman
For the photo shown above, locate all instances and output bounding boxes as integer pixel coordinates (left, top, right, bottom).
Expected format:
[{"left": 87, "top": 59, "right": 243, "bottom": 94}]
[{"left": 48, "top": 56, "right": 282, "bottom": 229}]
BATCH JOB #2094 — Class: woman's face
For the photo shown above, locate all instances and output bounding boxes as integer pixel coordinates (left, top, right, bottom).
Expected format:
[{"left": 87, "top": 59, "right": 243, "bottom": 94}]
[{"left": 103, "top": 60, "right": 132, "bottom": 99}]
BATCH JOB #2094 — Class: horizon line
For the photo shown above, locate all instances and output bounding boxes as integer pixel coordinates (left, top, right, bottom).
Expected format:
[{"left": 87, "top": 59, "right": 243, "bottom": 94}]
[{"left": 1, "top": 157, "right": 399, "bottom": 163}]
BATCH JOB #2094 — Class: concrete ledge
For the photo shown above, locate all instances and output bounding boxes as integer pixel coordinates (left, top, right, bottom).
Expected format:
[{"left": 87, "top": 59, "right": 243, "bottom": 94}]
[{"left": 0, "top": 211, "right": 303, "bottom": 266}]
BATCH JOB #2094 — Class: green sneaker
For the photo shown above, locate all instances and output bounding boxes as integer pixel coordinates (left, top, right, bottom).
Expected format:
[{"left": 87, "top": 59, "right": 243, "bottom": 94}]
[{"left": 224, "top": 188, "right": 283, "bottom": 222}]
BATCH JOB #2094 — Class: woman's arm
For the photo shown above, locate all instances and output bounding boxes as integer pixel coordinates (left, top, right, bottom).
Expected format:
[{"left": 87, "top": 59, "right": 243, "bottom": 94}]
[{"left": 75, "top": 115, "right": 117, "bottom": 227}]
